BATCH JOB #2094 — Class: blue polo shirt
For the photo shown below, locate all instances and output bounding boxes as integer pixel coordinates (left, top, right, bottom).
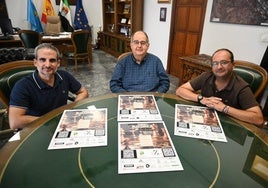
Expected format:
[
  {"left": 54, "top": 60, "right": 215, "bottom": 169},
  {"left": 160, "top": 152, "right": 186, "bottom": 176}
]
[
  {"left": 110, "top": 53, "right": 170, "bottom": 93},
  {"left": 10, "top": 70, "right": 82, "bottom": 116}
]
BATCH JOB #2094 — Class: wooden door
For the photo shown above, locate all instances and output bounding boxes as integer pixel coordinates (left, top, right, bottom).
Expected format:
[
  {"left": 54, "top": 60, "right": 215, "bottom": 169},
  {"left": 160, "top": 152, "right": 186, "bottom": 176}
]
[{"left": 167, "top": 0, "right": 207, "bottom": 80}]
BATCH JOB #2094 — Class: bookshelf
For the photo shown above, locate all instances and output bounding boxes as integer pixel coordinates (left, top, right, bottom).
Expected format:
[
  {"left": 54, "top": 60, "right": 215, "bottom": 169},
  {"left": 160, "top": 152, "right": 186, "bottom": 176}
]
[{"left": 100, "top": 0, "right": 144, "bottom": 57}]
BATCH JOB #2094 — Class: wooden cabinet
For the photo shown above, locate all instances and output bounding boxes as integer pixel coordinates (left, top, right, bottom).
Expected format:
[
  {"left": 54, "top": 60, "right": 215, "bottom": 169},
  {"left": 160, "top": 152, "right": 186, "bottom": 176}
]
[
  {"left": 100, "top": 0, "right": 143, "bottom": 57},
  {"left": 179, "top": 54, "right": 211, "bottom": 86},
  {"left": 98, "top": 31, "right": 131, "bottom": 56}
]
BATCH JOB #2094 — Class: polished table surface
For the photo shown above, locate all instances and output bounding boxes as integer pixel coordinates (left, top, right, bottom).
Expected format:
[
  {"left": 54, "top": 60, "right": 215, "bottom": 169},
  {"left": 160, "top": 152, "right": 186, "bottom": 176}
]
[{"left": 0, "top": 93, "right": 267, "bottom": 188}]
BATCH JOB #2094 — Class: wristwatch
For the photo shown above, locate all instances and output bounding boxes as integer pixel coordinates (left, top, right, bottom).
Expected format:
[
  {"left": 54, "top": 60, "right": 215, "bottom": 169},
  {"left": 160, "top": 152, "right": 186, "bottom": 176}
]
[{"left": 197, "top": 94, "right": 203, "bottom": 103}]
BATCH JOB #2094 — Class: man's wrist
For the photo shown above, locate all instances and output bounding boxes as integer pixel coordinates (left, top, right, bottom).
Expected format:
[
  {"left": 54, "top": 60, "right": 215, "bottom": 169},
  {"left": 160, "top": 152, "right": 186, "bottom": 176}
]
[
  {"left": 222, "top": 105, "right": 230, "bottom": 114},
  {"left": 197, "top": 94, "right": 203, "bottom": 103},
  {"left": 262, "top": 121, "right": 268, "bottom": 130}
]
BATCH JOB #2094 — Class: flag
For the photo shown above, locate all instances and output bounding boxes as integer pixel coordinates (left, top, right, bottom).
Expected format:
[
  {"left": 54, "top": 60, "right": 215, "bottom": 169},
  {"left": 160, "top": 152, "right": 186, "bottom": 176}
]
[
  {"left": 58, "top": 12, "right": 74, "bottom": 32},
  {"left": 41, "top": 0, "right": 55, "bottom": 24},
  {"left": 74, "top": 0, "right": 91, "bottom": 31},
  {"left": 27, "top": 0, "right": 43, "bottom": 32},
  {"left": 59, "top": 0, "right": 72, "bottom": 27}
]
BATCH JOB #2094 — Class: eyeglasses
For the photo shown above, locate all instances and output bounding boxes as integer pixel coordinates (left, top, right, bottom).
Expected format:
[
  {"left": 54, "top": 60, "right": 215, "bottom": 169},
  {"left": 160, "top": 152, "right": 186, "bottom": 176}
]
[
  {"left": 132, "top": 40, "right": 148, "bottom": 46},
  {"left": 211, "top": 60, "right": 231, "bottom": 67},
  {"left": 38, "top": 58, "right": 58, "bottom": 63}
]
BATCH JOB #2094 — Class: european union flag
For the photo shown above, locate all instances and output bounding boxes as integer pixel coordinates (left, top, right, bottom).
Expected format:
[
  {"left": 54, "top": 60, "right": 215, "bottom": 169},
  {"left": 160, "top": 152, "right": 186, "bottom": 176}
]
[
  {"left": 27, "top": 0, "right": 43, "bottom": 33},
  {"left": 74, "top": 0, "right": 91, "bottom": 31}
]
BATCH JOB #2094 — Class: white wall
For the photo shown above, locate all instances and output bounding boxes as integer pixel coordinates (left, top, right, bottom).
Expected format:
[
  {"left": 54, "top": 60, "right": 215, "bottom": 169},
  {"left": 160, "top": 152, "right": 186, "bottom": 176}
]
[
  {"left": 200, "top": 0, "right": 268, "bottom": 65},
  {"left": 5, "top": 0, "right": 268, "bottom": 68},
  {"left": 143, "top": 1, "right": 172, "bottom": 69}
]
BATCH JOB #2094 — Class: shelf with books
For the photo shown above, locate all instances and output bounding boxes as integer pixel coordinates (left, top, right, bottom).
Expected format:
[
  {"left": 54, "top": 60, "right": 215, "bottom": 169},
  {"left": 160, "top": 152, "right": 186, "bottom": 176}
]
[
  {"left": 100, "top": 0, "right": 143, "bottom": 57},
  {"left": 104, "top": 1, "right": 115, "bottom": 13},
  {"left": 123, "top": 4, "right": 131, "bottom": 14}
]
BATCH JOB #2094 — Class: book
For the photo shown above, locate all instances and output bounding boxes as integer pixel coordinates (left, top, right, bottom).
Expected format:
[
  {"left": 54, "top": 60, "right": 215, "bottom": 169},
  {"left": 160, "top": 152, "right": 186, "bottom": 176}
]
[
  {"left": 48, "top": 109, "right": 108, "bottom": 150},
  {"left": 174, "top": 104, "right": 227, "bottom": 142},
  {"left": 123, "top": 4, "right": 130, "bottom": 14},
  {"left": 117, "top": 95, "right": 162, "bottom": 121},
  {"left": 118, "top": 121, "right": 183, "bottom": 174}
]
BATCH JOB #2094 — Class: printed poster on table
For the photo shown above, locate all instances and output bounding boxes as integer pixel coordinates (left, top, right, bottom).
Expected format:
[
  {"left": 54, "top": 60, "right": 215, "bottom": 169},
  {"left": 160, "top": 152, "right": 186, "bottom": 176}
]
[
  {"left": 118, "top": 95, "right": 162, "bottom": 121},
  {"left": 48, "top": 108, "right": 107, "bottom": 150},
  {"left": 174, "top": 104, "right": 227, "bottom": 142},
  {"left": 118, "top": 121, "right": 183, "bottom": 174}
]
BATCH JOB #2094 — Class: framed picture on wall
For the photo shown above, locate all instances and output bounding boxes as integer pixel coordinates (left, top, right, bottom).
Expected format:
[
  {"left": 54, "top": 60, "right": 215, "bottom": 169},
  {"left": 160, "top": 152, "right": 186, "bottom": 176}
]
[
  {"left": 158, "top": 0, "right": 171, "bottom": 3},
  {"left": 160, "top": 7, "right": 167, "bottom": 22},
  {"left": 210, "top": 0, "right": 268, "bottom": 26}
]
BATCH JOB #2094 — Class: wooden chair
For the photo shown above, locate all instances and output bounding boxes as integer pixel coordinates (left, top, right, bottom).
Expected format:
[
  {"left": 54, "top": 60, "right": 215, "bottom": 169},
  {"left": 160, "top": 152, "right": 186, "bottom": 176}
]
[
  {"left": 0, "top": 60, "right": 75, "bottom": 141},
  {"left": 0, "top": 60, "right": 35, "bottom": 145},
  {"left": 0, "top": 60, "right": 35, "bottom": 108},
  {"left": 0, "top": 60, "right": 76, "bottom": 110},
  {"left": 18, "top": 30, "right": 41, "bottom": 60},
  {"left": 18, "top": 30, "right": 41, "bottom": 48},
  {"left": 234, "top": 60, "right": 268, "bottom": 101},
  {"left": 62, "top": 30, "right": 92, "bottom": 72},
  {"left": 117, "top": 51, "right": 132, "bottom": 62}
]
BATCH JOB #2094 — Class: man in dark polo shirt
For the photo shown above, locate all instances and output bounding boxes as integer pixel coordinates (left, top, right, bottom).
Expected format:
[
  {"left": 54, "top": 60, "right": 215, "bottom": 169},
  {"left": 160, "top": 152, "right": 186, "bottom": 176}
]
[
  {"left": 176, "top": 48, "right": 264, "bottom": 127},
  {"left": 9, "top": 43, "right": 89, "bottom": 130}
]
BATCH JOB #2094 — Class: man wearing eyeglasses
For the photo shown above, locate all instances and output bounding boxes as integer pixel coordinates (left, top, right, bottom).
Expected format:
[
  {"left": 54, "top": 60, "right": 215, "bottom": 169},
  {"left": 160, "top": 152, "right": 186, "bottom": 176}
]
[
  {"left": 176, "top": 48, "right": 264, "bottom": 127},
  {"left": 110, "top": 31, "right": 170, "bottom": 93}
]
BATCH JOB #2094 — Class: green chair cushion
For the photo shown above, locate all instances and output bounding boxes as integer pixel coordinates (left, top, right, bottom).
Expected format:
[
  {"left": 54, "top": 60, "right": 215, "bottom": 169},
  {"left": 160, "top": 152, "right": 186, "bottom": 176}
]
[
  {"left": 0, "top": 68, "right": 35, "bottom": 101},
  {"left": 234, "top": 67, "right": 263, "bottom": 94}
]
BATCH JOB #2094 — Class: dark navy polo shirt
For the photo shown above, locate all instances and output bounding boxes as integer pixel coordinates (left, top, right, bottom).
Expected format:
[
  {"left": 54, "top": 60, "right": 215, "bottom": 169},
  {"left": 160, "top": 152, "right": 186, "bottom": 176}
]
[{"left": 10, "top": 70, "right": 82, "bottom": 116}]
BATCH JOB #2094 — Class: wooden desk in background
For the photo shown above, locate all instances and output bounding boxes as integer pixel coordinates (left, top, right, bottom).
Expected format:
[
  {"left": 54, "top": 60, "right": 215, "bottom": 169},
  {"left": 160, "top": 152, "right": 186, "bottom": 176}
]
[
  {"left": 179, "top": 54, "right": 212, "bottom": 86},
  {"left": 0, "top": 35, "right": 73, "bottom": 53},
  {"left": 41, "top": 35, "right": 74, "bottom": 53},
  {"left": 0, "top": 35, "right": 21, "bottom": 48}
]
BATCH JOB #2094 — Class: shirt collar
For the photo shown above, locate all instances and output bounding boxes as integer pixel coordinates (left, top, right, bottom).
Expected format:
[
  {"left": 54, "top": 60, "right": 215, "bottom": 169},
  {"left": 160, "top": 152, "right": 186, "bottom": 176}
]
[
  {"left": 131, "top": 53, "right": 148, "bottom": 64},
  {"left": 32, "top": 70, "right": 63, "bottom": 89},
  {"left": 209, "top": 73, "right": 235, "bottom": 91}
]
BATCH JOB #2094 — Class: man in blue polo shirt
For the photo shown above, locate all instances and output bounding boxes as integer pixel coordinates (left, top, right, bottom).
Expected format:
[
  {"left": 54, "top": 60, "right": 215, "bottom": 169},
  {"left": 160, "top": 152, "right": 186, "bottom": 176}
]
[
  {"left": 110, "top": 31, "right": 170, "bottom": 93},
  {"left": 9, "top": 43, "right": 89, "bottom": 130}
]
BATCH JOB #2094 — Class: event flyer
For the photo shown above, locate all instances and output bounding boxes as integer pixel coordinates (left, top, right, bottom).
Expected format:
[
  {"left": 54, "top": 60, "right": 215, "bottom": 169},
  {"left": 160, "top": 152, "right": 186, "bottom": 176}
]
[
  {"left": 117, "top": 95, "right": 162, "bottom": 121},
  {"left": 174, "top": 104, "right": 227, "bottom": 142},
  {"left": 118, "top": 121, "right": 183, "bottom": 174},
  {"left": 48, "top": 109, "right": 107, "bottom": 150}
]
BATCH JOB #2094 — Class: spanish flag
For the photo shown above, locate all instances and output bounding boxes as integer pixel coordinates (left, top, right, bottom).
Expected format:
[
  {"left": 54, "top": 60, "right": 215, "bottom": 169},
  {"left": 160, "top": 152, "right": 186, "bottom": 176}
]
[{"left": 41, "top": 0, "right": 55, "bottom": 24}]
